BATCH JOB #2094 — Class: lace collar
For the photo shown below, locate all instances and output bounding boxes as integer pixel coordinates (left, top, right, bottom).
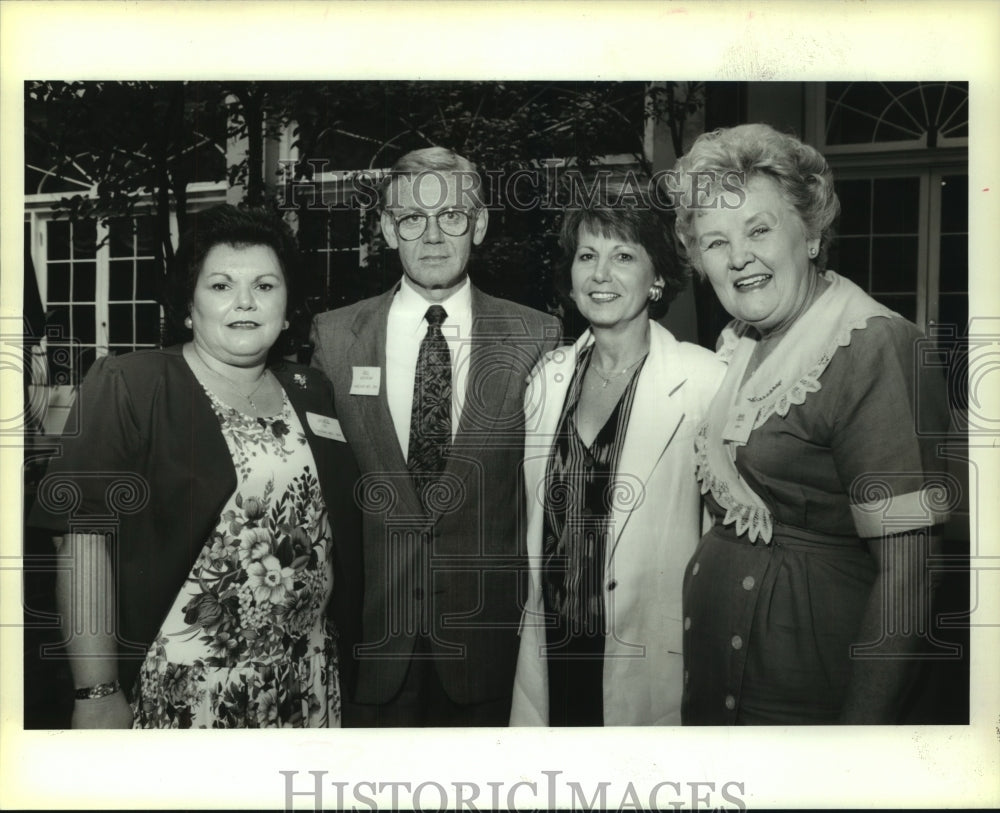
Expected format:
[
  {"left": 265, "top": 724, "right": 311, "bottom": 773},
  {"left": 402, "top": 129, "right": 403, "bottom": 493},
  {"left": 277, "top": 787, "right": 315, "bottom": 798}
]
[{"left": 696, "top": 271, "right": 898, "bottom": 543}]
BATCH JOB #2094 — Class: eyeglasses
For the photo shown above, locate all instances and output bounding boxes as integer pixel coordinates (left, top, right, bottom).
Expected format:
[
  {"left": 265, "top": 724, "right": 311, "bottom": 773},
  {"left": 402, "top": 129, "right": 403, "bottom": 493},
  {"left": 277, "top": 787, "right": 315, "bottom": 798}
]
[{"left": 390, "top": 208, "right": 475, "bottom": 241}]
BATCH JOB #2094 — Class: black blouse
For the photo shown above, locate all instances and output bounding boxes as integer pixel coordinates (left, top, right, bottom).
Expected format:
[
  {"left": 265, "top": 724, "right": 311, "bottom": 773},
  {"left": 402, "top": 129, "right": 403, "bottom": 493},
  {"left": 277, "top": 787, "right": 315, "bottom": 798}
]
[{"left": 541, "top": 344, "right": 646, "bottom": 725}]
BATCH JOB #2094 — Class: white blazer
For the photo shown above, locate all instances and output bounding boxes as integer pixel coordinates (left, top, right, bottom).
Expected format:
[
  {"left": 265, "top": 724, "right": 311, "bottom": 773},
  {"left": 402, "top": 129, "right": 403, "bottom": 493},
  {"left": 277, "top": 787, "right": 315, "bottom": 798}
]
[{"left": 510, "top": 321, "right": 725, "bottom": 726}]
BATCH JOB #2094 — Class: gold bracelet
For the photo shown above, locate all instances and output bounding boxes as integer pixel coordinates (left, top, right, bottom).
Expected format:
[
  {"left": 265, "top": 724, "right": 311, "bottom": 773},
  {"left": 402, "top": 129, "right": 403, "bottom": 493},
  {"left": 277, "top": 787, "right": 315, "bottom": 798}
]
[{"left": 74, "top": 680, "right": 121, "bottom": 700}]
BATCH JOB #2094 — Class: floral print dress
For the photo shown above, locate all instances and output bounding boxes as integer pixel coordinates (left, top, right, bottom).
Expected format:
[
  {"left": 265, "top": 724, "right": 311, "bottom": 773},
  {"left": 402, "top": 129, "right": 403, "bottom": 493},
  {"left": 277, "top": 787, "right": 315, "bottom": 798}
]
[{"left": 131, "top": 387, "right": 340, "bottom": 728}]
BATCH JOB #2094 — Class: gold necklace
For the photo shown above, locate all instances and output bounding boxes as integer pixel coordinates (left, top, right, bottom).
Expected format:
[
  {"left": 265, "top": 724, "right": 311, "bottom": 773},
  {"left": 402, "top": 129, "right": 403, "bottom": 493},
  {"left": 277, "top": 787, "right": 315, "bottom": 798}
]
[
  {"left": 192, "top": 349, "right": 270, "bottom": 410},
  {"left": 588, "top": 353, "right": 646, "bottom": 389}
]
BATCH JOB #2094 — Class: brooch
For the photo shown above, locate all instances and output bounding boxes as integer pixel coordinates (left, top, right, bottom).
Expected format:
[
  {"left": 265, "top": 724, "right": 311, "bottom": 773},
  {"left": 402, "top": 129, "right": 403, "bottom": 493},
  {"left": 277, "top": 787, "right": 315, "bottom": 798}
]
[{"left": 293, "top": 373, "right": 307, "bottom": 388}]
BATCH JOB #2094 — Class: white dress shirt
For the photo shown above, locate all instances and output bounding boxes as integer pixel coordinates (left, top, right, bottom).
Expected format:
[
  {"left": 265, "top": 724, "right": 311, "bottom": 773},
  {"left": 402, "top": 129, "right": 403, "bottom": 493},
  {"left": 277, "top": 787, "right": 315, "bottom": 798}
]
[{"left": 385, "top": 275, "right": 473, "bottom": 461}]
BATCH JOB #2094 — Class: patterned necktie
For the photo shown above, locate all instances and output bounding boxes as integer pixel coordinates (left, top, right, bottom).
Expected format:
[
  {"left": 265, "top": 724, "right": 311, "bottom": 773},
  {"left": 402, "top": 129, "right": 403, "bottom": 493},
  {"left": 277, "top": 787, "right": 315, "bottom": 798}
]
[{"left": 407, "top": 305, "right": 452, "bottom": 503}]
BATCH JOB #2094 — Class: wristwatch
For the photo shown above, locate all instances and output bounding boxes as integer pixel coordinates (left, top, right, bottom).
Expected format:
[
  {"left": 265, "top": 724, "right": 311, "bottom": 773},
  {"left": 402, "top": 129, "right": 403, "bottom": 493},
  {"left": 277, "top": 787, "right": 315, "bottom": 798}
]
[{"left": 74, "top": 680, "right": 121, "bottom": 700}]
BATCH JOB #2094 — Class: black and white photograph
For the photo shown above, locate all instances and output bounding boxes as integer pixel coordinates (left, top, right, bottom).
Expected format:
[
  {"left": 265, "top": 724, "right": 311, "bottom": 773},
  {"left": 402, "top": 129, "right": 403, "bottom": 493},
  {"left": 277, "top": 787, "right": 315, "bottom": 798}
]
[{"left": 2, "top": 1, "right": 998, "bottom": 810}]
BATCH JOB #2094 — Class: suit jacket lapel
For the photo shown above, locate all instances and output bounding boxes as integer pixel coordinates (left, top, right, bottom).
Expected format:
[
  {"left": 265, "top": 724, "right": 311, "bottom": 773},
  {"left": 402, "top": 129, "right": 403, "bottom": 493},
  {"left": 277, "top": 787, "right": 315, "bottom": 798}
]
[
  {"left": 522, "top": 335, "right": 580, "bottom": 560},
  {"left": 607, "top": 325, "right": 688, "bottom": 561},
  {"left": 346, "top": 285, "right": 424, "bottom": 514},
  {"left": 433, "top": 287, "right": 524, "bottom": 519},
  {"left": 447, "top": 288, "right": 513, "bottom": 451}
]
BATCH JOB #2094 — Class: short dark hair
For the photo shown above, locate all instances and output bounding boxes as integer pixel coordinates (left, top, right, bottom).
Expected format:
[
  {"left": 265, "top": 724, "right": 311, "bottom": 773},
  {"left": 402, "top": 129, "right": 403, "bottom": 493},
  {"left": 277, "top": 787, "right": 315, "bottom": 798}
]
[
  {"left": 556, "top": 179, "right": 688, "bottom": 320},
  {"left": 165, "top": 204, "right": 303, "bottom": 354}
]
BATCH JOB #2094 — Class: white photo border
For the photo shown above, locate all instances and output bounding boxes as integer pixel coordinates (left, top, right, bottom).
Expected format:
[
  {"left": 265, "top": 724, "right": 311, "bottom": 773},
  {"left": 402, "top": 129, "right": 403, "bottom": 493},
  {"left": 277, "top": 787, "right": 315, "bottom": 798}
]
[{"left": 2, "top": 1, "right": 998, "bottom": 809}]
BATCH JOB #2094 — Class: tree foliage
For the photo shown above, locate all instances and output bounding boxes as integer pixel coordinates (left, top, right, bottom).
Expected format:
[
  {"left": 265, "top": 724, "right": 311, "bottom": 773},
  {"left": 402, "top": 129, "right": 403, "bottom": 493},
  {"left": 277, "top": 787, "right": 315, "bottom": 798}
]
[{"left": 26, "top": 81, "right": 704, "bottom": 332}]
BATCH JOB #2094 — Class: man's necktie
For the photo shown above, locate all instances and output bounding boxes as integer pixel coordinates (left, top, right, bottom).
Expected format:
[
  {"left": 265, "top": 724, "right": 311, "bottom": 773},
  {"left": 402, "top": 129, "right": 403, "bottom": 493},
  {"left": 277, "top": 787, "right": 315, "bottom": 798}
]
[{"left": 407, "top": 305, "right": 452, "bottom": 504}]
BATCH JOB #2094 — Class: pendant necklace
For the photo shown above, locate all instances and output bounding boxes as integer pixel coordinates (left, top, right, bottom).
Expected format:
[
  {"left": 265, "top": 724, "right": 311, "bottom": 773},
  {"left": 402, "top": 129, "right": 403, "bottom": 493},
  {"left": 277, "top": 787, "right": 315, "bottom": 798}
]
[
  {"left": 192, "top": 349, "right": 269, "bottom": 410},
  {"left": 588, "top": 353, "right": 646, "bottom": 389}
]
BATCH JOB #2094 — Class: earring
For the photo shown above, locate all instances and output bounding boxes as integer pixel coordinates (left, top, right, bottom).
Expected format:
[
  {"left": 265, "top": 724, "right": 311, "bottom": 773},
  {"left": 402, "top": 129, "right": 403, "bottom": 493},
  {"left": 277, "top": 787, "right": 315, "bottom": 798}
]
[
  {"left": 808, "top": 247, "right": 818, "bottom": 258},
  {"left": 184, "top": 316, "right": 193, "bottom": 329},
  {"left": 648, "top": 285, "right": 663, "bottom": 303},
  {"left": 283, "top": 320, "right": 290, "bottom": 330}
]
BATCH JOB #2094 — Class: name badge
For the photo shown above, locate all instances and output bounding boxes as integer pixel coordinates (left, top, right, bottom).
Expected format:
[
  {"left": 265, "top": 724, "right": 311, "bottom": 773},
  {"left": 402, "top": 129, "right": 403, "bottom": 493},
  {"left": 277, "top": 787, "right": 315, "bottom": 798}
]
[
  {"left": 350, "top": 366, "right": 381, "bottom": 396},
  {"left": 721, "top": 405, "right": 758, "bottom": 445},
  {"left": 307, "top": 412, "right": 346, "bottom": 442}
]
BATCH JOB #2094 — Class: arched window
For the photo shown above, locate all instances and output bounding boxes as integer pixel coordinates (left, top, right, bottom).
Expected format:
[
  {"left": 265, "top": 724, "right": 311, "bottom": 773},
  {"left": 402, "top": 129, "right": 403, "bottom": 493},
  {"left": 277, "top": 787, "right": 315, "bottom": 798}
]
[
  {"left": 823, "top": 81, "right": 968, "bottom": 151},
  {"left": 806, "top": 82, "right": 968, "bottom": 339}
]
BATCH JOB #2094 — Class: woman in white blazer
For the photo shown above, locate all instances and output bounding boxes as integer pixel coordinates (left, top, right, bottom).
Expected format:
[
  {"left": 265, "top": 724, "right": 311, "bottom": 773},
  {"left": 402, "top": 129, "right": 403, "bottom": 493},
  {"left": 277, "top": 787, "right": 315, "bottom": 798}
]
[{"left": 510, "top": 182, "right": 724, "bottom": 726}]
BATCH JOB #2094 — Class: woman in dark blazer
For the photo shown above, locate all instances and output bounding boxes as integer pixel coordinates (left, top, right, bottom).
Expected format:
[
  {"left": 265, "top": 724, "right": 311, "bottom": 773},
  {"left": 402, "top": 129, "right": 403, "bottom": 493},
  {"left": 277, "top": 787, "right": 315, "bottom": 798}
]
[{"left": 31, "top": 205, "right": 361, "bottom": 728}]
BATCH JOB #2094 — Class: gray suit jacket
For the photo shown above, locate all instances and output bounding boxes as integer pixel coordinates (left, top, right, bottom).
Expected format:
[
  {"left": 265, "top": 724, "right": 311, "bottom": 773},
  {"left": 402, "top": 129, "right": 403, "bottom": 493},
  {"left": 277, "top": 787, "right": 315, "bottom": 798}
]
[{"left": 310, "top": 283, "right": 561, "bottom": 705}]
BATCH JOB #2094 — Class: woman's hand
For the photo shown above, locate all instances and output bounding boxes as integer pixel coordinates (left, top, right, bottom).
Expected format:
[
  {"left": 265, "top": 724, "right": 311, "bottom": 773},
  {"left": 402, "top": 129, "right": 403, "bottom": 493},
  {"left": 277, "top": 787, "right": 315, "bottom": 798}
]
[
  {"left": 72, "top": 692, "right": 134, "bottom": 729},
  {"left": 56, "top": 533, "right": 132, "bottom": 729}
]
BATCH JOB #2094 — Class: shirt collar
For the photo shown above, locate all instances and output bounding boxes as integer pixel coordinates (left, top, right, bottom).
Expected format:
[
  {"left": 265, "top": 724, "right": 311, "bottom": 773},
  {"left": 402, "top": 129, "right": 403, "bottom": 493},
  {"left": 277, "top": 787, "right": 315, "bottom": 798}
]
[{"left": 394, "top": 274, "right": 473, "bottom": 333}]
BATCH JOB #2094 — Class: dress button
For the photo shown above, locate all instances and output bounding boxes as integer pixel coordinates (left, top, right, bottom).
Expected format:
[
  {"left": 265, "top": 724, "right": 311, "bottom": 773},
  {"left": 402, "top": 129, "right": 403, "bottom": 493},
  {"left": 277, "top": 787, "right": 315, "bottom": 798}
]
[
  {"left": 683, "top": 617, "right": 691, "bottom": 631},
  {"left": 607, "top": 580, "right": 617, "bottom": 591},
  {"left": 731, "top": 635, "right": 743, "bottom": 650},
  {"left": 413, "top": 587, "right": 424, "bottom": 600},
  {"left": 691, "top": 562, "right": 700, "bottom": 576},
  {"left": 725, "top": 694, "right": 736, "bottom": 710},
  {"left": 742, "top": 576, "right": 755, "bottom": 591}
]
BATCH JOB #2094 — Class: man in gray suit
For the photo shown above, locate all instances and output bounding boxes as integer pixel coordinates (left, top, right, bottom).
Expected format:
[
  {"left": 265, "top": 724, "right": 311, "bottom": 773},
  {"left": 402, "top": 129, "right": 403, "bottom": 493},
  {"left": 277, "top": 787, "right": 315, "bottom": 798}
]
[{"left": 310, "top": 147, "right": 561, "bottom": 726}]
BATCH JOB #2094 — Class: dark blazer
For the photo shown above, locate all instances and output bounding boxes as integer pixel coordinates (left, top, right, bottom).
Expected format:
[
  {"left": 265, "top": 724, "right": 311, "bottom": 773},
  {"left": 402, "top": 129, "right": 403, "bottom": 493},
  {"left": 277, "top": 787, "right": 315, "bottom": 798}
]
[
  {"left": 310, "top": 284, "right": 561, "bottom": 705},
  {"left": 28, "top": 344, "right": 363, "bottom": 695}
]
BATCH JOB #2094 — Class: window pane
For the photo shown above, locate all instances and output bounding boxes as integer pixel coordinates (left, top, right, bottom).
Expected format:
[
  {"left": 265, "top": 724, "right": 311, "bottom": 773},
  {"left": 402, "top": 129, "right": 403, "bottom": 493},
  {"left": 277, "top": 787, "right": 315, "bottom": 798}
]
[
  {"left": 73, "top": 220, "right": 97, "bottom": 260},
  {"left": 920, "top": 84, "right": 946, "bottom": 125},
  {"left": 47, "top": 263, "right": 71, "bottom": 302},
  {"left": 873, "top": 177, "right": 919, "bottom": 233},
  {"left": 830, "top": 236, "right": 870, "bottom": 289},
  {"left": 940, "top": 89, "right": 969, "bottom": 139},
  {"left": 47, "top": 220, "right": 70, "bottom": 261},
  {"left": 47, "top": 307, "right": 71, "bottom": 342},
  {"left": 108, "top": 303, "right": 134, "bottom": 343},
  {"left": 108, "top": 259, "right": 135, "bottom": 301},
  {"left": 135, "top": 304, "right": 161, "bottom": 344},
  {"left": 871, "top": 236, "right": 918, "bottom": 293},
  {"left": 109, "top": 218, "right": 135, "bottom": 258},
  {"left": 329, "top": 211, "right": 360, "bottom": 249},
  {"left": 79, "top": 347, "right": 97, "bottom": 379},
  {"left": 72, "top": 305, "right": 96, "bottom": 343},
  {"left": 881, "top": 88, "right": 925, "bottom": 140},
  {"left": 872, "top": 294, "right": 916, "bottom": 322},
  {"left": 873, "top": 118, "right": 920, "bottom": 143},
  {"left": 834, "top": 180, "right": 871, "bottom": 236},
  {"left": 938, "top": 293, "right": 967, "bottom": 336},
  {"left": 136, "top": 258, "right": 161, "bottom": 299},
  {"left": 136, "top": 217, "right": 157, "bottom": 256},
  {"left": 331, "top": 249, "right": 361, "bottom": 273},
  {"left": 824, "top": 81, "right": 967, "bottom": 148},
  {"left": 72, "top": 261, "right": 97, "bottom": 302},
  {"left": 939, "top": 235, "right": 967, "bottom": 293},
  {"left": 940, "top": 175, "right": 968, "bottom": 234}
]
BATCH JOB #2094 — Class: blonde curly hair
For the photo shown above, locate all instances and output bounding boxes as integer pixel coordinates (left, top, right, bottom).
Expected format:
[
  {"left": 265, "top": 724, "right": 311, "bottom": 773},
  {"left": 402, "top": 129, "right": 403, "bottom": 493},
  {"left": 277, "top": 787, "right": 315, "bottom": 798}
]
[{"left": 669, "top": 123, "right": 840, "bottom": 277}]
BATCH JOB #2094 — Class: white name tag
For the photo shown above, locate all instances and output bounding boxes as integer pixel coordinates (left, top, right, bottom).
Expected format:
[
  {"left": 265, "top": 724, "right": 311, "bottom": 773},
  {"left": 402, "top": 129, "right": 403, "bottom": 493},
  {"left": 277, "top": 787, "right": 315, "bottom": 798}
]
[
  {"left": 721, "top": 405, "right": 758, "bottom": 445},
  {"left": 350, "top": 366, "right": 381, "bottom": 396},
  {"left": 307, "top": 412, "right": 346, "bottom": 442}
]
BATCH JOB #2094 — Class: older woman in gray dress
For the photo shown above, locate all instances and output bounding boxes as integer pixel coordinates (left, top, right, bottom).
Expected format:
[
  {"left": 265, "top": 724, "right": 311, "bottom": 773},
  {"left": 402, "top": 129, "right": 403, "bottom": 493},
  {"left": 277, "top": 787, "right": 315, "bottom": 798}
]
[{"left": 670, "top": 124, "right": 954, "bottom": 724}]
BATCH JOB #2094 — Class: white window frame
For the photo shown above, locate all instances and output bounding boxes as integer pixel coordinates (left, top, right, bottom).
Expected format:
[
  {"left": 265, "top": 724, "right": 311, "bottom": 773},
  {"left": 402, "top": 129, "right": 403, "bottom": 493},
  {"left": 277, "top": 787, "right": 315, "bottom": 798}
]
[
  {"left": 806, "top": 82, "right": 969, "bottom": 156},
  {"left": 25, "top": 182, "right": 228, "bottom": 366}
]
